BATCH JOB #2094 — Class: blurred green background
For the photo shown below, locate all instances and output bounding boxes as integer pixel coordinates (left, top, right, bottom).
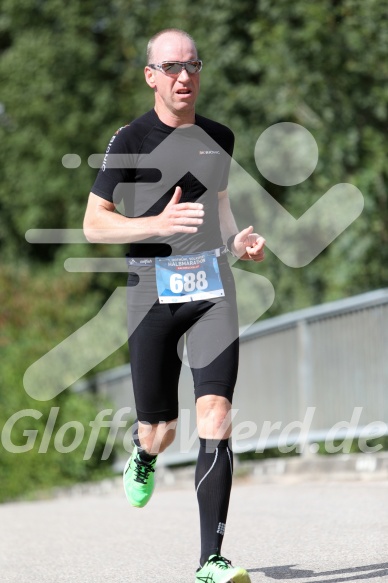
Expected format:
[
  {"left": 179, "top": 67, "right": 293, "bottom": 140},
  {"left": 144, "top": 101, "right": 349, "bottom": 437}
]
[{"left": 1, "top": 0, "right": 387, "bottom": 501}]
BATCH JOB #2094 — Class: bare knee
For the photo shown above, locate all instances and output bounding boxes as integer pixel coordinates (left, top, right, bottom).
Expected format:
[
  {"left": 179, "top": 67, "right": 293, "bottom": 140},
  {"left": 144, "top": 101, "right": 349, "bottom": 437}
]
[
  {"left": 138, "top": 418, "right": 177, "bottom": 454},
  {"left": 196, "top": 395, "right": 232, "bottom": 440}
]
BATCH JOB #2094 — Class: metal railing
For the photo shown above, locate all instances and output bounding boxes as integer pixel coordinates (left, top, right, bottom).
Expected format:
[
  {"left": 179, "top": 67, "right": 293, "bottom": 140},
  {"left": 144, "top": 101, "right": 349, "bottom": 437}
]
[{"left": 75, "top": 288, "right": 388, "bottom": 464}]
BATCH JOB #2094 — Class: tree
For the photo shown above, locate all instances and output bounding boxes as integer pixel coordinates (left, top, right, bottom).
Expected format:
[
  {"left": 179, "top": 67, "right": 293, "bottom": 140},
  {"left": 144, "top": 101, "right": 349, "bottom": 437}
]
[{"left": 0, "top": 0, "right": 387, "bottom": 498}]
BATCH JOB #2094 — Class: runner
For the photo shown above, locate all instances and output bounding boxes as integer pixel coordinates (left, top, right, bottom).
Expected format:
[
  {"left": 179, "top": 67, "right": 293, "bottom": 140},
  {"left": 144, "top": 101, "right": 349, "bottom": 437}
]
[{"left": 84, "top": 28, "right": 265, "bottom": 583}]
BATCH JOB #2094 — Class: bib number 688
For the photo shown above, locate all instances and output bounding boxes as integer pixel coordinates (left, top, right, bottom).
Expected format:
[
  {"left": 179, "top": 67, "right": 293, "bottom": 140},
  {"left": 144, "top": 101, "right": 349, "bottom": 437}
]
[{"left": 170, "top": 271, "right": 208, "bottom": 294}]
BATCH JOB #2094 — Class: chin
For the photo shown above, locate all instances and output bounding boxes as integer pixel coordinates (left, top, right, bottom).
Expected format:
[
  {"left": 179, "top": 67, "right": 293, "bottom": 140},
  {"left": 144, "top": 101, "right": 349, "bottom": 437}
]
[{"left": 175, "top": 101, "right": 195, "bottom": 111}]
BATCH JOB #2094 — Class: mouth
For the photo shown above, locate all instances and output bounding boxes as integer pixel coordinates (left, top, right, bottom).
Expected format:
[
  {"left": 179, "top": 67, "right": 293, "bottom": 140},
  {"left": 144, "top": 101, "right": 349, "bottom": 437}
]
[{"left": 176, "top": 88, "right": 192, "bottom": 96}]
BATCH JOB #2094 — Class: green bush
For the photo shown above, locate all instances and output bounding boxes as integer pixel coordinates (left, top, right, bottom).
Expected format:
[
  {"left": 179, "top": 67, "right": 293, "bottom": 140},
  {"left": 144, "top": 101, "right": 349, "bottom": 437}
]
[
  {"left": 0, "top": 393, "right": 116, "bottom": 502},
  {"left": 316, "top": 435, "right": 388, "bottom": 455},
  {"left": 0, "top": 265, "right": 119, "bottom": 502}
]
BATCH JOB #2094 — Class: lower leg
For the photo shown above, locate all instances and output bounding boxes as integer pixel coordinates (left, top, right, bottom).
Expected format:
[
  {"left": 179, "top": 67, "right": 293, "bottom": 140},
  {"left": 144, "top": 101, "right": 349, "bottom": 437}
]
[
  {"left": 133, "top": 418, "right": 177, "bottom": 457},
  {"left": 195, "top": 436, "right": 233, "bottom": 566},
  {"left": 123, "top": 418, "right": 177, "bottom": 509},
  {"left": 195, "top": 395, "right": 234, "bottom": 566}
]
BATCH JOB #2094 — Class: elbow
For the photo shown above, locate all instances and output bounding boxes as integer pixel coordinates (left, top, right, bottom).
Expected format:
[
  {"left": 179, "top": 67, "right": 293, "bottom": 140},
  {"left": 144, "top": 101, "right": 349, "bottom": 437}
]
[
  {"left": 83, "top": 220, "right": 100, "bottom": 243},
  {"left": 84, "top": 231, "right": 96, "bottom": 243}
]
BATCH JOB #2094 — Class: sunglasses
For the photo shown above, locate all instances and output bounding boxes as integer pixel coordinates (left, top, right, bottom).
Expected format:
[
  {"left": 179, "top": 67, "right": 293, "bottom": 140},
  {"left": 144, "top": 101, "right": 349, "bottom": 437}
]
[{"left": 148, "top": 60, "right": 203, "bottom": 75}]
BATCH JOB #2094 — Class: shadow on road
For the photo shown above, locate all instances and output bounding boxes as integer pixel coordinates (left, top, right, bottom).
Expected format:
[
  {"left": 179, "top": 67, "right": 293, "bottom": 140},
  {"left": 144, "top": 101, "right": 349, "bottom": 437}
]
[{"left": 248, "top": 562, "right": 388, "bottom": 582}]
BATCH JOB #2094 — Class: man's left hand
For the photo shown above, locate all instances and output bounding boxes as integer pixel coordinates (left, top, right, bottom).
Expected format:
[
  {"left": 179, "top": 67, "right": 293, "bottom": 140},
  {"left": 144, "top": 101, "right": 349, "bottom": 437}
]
[{"left": 232, "top": 226, "right": 266, "bottom": 262}]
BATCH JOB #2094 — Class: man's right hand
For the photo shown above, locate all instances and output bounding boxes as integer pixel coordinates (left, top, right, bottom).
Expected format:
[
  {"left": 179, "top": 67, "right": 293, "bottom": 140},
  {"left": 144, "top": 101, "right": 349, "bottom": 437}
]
[{"left": 153, "top": 186, "right": 204, "bottom": 236}]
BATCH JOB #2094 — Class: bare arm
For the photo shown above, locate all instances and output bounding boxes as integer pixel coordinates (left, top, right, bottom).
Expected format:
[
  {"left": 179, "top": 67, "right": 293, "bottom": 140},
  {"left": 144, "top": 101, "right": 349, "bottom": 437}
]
[
  {"left": 218, "top": 189, "right": 266, "bottom": 262},
  {"left": 83, "top": 187, "right": 204, "bottom": 244},
  {"left": 218, "top": 189, "right": 239, "bottom": 243}
]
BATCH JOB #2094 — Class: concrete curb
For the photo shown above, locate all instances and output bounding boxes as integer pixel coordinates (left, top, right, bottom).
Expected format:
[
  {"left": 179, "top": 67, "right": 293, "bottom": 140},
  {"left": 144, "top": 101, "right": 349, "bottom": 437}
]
[
  {"left": 155, "top": 451, "right": 388, "bottom": 488},
  {"left": 241, "top": 451, "right": 388, "bottom": 483},
  {"left": 13, "top": 451, "right": 388, "bottom": 503}
]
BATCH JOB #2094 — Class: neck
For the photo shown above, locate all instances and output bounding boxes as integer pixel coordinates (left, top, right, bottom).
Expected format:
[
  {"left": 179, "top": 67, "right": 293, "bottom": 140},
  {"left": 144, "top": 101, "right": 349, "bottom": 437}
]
[{"left": 154, "top": 104, "right": 195, "bottom": 128}]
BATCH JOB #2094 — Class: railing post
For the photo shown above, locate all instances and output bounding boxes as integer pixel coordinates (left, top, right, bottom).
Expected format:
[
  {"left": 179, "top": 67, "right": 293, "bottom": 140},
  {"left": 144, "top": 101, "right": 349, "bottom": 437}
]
[{"left": 297, "top": 318, "right": 315, "bottom": 456}]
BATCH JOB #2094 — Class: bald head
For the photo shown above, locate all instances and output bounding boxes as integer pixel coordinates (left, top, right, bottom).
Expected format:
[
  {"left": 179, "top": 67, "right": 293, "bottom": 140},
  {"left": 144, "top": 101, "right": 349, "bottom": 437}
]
[{"left": 147, "top": 29, "right": 198, "bottom": 64}]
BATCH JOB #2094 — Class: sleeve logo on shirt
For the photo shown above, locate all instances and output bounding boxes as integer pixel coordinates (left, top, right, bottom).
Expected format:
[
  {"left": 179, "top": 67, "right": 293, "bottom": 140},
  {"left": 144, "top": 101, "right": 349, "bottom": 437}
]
[
  {"left": 102, "top": 134, "right": 116, "bottom": 172},
  {"left": 199, "top": 150, "right": 220, "bottom": 155},
  {"left": 102, "top": 124, "right": 130, "bottom": 171}
]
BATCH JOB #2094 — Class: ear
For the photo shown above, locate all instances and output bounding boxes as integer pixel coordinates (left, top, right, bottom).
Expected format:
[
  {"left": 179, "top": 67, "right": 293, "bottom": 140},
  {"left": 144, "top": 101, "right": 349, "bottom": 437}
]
[{"left": 144, "top": 66, "right": 156, "bottom": 89}]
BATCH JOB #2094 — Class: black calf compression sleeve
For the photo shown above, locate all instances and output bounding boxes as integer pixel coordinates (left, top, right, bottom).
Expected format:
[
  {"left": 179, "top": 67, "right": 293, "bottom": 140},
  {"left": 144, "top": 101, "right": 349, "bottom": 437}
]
[{"left": 195, "top": 437, "right": 234, "bottom": 566}]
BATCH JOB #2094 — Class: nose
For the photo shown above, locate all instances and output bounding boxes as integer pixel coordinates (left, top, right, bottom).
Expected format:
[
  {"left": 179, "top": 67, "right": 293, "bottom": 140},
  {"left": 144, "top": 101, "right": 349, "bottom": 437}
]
[{"left": 177, "top": 66, "right": 190, "bottom": 81}]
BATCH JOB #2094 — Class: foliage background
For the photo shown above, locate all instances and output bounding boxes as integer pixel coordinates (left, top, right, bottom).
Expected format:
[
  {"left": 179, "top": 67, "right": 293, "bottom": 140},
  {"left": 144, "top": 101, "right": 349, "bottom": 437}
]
[{"left": 0, "top": 0, "right": 387, "bottom": 500}]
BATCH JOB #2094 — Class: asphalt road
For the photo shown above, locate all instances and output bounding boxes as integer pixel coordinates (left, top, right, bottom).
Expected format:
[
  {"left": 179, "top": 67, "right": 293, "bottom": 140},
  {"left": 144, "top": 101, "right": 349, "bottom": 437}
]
[{"left": 1, "top": 477, "right": 387, "bottom": 583}]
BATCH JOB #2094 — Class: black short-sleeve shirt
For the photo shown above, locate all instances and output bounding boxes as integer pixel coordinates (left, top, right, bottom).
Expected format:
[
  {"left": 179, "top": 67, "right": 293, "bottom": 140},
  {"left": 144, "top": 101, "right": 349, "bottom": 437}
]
[{"left": 91, "top": 109, "right": 234, "bottom": 257}]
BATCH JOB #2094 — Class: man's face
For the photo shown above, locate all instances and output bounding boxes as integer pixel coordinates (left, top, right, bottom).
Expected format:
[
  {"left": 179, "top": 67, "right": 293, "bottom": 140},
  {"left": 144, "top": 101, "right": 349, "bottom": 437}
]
[{"left": 145, "top": 34, "right": 200, "bottom": 121}]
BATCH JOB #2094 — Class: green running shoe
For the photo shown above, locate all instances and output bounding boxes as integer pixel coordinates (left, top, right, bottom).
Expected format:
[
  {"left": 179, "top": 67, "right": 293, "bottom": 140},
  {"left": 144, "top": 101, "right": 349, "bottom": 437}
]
[
  {"left": 195, "top": 555, "right": 251, "bottom": 583},
  {"left": 123, "top": 445, "right": 157, "bottom": 508}
]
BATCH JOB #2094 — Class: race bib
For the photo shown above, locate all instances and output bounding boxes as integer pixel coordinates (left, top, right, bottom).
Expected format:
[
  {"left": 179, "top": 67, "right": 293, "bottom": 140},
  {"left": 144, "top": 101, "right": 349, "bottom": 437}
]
[{"left": 155, "top": 250, "right": 225, "bottom": 303}]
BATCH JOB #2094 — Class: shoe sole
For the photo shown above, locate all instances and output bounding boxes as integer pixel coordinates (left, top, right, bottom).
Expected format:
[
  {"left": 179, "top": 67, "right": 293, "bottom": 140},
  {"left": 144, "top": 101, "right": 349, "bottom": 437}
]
[
  {"left": 231, "top": 573, "right": 251, "bottom": 583},
  {"left": 196, "top": 569, "right": 251, "bottom": 583},
  {"left": 225, "top": 574, "right": 251, "bottom": 583}
]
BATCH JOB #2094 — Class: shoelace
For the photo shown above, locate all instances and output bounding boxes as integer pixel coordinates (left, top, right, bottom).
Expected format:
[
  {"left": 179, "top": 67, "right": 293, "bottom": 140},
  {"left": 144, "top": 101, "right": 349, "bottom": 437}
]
[
  {"left": 133, "top": 457, "right": 155, "bottom": 484},
  {"left": 207, "top": 555, "right": 233, "bottom": 570}
]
